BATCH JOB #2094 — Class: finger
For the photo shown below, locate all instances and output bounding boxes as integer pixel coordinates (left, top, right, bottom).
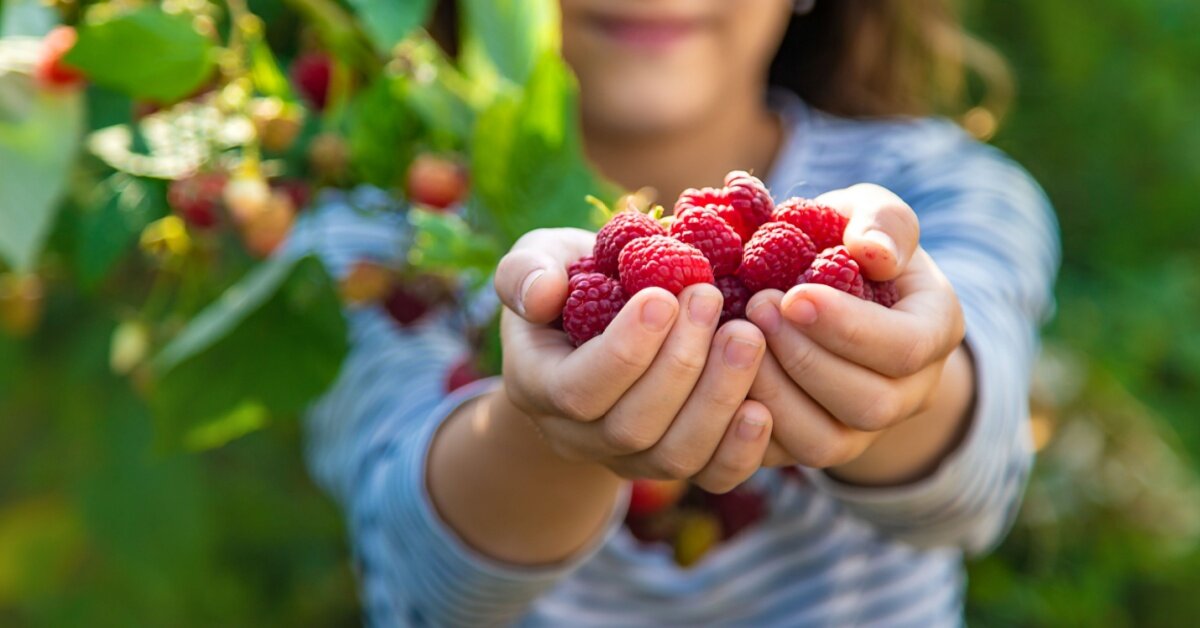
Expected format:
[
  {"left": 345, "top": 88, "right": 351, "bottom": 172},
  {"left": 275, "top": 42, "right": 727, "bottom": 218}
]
[
  {"left": 550, "top": 288, "right": 678, "bottom": 420},
  {"left": 762, "top": 441, "right": 798, "bottom": 468},
  {"left": 631, "top": 321, "right": 765, "bottom": 478},
  {"left": 775, "top": 250, "right": 964, "bottom": 377},
  {"left": 600, "top": 284, "right": 724, "bottom": 454},
  {"left": 748, "top": 352, "right": 877, "bottom": 468},
  {"left": 692, "top": 400, "right": 773, "bottom": 493},
  {"left": 815, "top": 184, "right": 919, "bottom": 281},
  {"left": 495, "top": 228, "right": 595, "bottom": 323},
  {"left": 749, "top": 294, "right": 943, "bottom": 431}
]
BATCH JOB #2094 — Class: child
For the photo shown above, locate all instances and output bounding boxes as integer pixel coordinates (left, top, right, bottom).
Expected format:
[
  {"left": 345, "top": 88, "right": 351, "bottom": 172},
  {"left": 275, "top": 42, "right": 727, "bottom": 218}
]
[{"left": 292, "top": 0, "right": 1059, "bottom": 624}]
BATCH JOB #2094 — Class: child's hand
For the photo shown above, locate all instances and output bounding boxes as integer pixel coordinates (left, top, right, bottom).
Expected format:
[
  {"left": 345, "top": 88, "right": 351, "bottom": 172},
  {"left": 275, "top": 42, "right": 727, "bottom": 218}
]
[
  {"left": 744, "top": 185, "right": 967, "bottom": 472},
  {"left": 495, "top": 228, "right": 771, "bottom": 493}
]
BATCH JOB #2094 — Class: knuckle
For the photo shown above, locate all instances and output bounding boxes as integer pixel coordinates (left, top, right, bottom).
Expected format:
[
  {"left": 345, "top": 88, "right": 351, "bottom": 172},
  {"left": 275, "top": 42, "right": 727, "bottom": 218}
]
[
  {"left": 602, "top": 421, "right": 655, "bottom": 454},
  {"left": 896, "top": 333, "right": 932, "bottom": 376},
  {"left": 711, "top": 455, "right": 756, "bottom": 485},
  {"left": 780, "top": 344, "right": 820, "bottom": 378},
  {"left": 706, "top": 386, "right": 749, "bottom": 411},
  {"left": 608, "top": 340, "right": 653, "bottom": 374},
  {"left": 802, "top": 438, "right": 850, "bottom": 469},
  {"left": 550, "top": 385, "right": 596, "bottom": 422},
  {"left": 654, "top": 453, "right": 701, "bottom": 480},
  {"left": 664, "top": 347, "right": 707, "bottom": 375},
  {"left": 855, "top": 391, "right": 903, "bottom": 431}
]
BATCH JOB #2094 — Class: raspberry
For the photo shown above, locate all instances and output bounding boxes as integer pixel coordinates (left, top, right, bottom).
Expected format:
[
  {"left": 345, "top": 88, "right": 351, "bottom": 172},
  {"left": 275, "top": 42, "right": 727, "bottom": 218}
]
[
  {"left": 738, "top": 222, "right": 816, "bottom": 293},
  {"left": 562, "top": 273, "right": 627, "bottom": 346},
  {"left": 567, "top": 255, "right": 598, "bottom": 278},
  {"left": 168, "top": 172, "right": 227, "bottom": 229},
  {"left": 290, "top": 52, "right": 332, "bottom": 110},
  {"left": 773, "top": 198, "right": 848, "bottom": 251},
  {"left": 384, "top": 276, "right": 452, "bottom": 327},
  {"left": 715, "top": 275, "right": 750, "bottom": 323},
  {"left": 673, "top": 187, "right": 726, "bottom": 214},
  {"left": 668, "top": 206, "right": 742, "bottom": 275},
  {"left": 801, "top": 246, "right": 866, "bottom": 298},
  {"left": 407, "top": 154, "right": 468, "bottom": 210},
  {"left": 618, "top": 236, "right": 715, "bottom": 296},
  {"left": 445, "top": 357, "right": 485, "bottom": 392},
  {"left": 35, "top": 26, "right": 84, "bottom": 90},
  {"left": 593, "top": 210, "right": 666, "bottom": 277},
  {"left": 722, "top": 171, "right": 774, "bottom": 241},
  {"left": 865, "top": 279, "right": 900, "bottom": 307}
]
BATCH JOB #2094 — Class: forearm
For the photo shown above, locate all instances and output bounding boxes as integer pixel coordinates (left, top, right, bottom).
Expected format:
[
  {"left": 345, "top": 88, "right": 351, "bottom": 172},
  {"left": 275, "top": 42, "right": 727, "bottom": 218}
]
[
  {"left": 428, "top": 386, "right": 624, "bottom": 566},
  {"left": 827, "top": 344, "right": 975, "bottom": 486}
]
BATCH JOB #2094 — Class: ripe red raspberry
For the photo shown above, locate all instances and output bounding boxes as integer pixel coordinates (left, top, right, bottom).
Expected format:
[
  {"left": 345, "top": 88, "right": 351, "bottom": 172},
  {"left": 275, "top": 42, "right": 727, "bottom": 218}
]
[
  {"left": 715, "top": 275, "right": 751, "bottom": 323},
  {"left": 673, "top": 187, "right": 726, "bottom": 214},
  {"left": 865, "top": 279, "right": 900, "bottom": 307},
  {"left": 567, "top": 255, "right": 598, "bottom": 278},
  {"left": 168, "top": 172, "right": 228, "bottom": 229},
  {"left": 801, "top": 246, "right": 866, "bottom": 297},
  {"left": 445, "top": 357, "right": 485, "bottom": 392},
  {"left": 562, "top": 273, "right": 627, "bottom": 346},
  {"left": 290, "top": 52, "right": 332, "bottom": 110},
  {"left": 35, "top": 26, "right": 84, "bottom": 90},
  {"left": 738, "top": 222, "right": 816, "bottom": 293},
  {"left": 406, "top": 154, "right": 468, "bottom": 210},
  {"left": 383, "top": 276, "right": 452, "bottom": 327},
  {"left": 619, "top": 236, "right": 715, "bottom": 296},
  {"left": 773, "top": 198, "right": 848, "bottom": 251},
  {"left": 668, "top": 206, "right": 742, "bottom": 276},
  {"left": 593, "top": 210, "right": 666, "bottom": 277},
  {"left": 722, "top": 171, "right": 774, "bottom": 241}
]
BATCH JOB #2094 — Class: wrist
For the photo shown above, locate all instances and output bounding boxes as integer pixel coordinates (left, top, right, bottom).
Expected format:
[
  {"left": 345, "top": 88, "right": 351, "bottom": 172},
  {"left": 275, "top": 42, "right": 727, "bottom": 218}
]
[
  {"left": 825, "top": 343, "right": 975, "bottom": 486},
  {"left": 428, "top": 385, "right": 623, "bottom": 565}
]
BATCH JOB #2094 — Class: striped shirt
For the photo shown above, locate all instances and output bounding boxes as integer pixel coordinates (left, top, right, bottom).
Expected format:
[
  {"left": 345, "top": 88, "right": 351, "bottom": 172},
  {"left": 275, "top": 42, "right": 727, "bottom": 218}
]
[{"left": 287, "top": 95, "right": 1060, "bottom": 627}]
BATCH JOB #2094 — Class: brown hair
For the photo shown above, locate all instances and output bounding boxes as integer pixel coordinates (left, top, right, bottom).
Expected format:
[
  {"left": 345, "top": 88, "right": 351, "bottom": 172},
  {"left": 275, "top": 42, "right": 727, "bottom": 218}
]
[{"left": 769, "top": 0, "right": 1012, "bottom": 138}]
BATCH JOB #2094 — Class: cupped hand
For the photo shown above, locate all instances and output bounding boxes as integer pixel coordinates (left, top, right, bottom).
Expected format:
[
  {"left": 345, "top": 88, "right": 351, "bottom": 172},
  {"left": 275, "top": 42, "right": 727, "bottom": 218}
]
[
  {"left": 747, "top": 184, "right": 967, "bottom": 472},
  {"left": 494, "top": 228, "right": 771, "bottom": 493}
]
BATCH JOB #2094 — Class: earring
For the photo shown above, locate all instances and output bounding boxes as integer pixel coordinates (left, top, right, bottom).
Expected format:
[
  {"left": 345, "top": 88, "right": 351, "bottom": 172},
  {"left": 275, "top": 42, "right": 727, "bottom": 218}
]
[{"left": 794, "top": 0, "right": 815, "bottom": 15}]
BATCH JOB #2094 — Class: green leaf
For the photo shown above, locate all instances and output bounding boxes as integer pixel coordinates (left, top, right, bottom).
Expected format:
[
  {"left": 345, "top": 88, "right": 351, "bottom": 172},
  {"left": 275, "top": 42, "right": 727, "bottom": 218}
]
[
  {"left": 347, "top": 76, "right": 423, "bottom": 186},
  {"left": 346, "top": 0, "right": 434, "bottom": 55},
  {"left": 407, "top": 208, "right": 503, "bottom": 277},
  {"left": 249, "top": 42, "right": 294, "bottom": 101},
  {"left": 469, "top": 52, "right": 614, "bottom": 247},
  {"left": 0, "top": 70, "right": 84, "bottom": 271},
  {"left": 65, "top": 7, "right": 215, "bottom": 103},
  {"left": 183, "top": 401, "right": 269, "bottom": 451},
  {"left": 75, "top": 175, "right": 166, "bottom": 289},
  {"left": 460, "top": 0, "right": 557, "bottom": 86},
  {"left": 151, "top": 254, "right": 348, "bottom": 445}
]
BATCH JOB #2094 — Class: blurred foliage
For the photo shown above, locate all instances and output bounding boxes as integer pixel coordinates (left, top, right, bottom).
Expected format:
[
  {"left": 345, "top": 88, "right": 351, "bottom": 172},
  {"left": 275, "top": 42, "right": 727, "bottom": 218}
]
[
  {"left": 0, "top": 0, "right": 1197, "bottom": 625},
  {"left": 964, "top": 1, "right": 1200, "bottom": 626}
]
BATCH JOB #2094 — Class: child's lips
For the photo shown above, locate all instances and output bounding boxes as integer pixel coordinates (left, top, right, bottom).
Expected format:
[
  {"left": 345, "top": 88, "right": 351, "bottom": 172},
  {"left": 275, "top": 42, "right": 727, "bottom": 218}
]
[{"left": 592, "top": 15, "right": 704, "bottom": 51}]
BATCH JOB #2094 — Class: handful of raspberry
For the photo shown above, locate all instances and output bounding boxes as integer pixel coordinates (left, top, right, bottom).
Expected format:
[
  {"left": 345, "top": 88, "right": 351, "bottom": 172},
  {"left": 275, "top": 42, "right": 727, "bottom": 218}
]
[{"left": 562, "top": 171, "right": 898, "bottom": 346}]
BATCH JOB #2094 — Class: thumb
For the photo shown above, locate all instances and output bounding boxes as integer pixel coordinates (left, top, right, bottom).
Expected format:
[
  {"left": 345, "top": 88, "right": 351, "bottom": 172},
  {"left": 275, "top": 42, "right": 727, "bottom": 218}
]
[
  {"left": 494, "top": 228, "right": 595, "bottom": 324},
  {"left": 815, "top": 184, "right": 919, "bottom": 281}
]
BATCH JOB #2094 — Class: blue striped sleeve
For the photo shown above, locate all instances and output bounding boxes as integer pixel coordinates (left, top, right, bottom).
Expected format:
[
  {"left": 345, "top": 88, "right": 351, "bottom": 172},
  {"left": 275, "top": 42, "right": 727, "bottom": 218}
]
[
  {"left": 802, "top": 137, "right": 1060, "bottom": 556},
  {"left": 286, "top": 193, "right": 623, "bottom": 626}
]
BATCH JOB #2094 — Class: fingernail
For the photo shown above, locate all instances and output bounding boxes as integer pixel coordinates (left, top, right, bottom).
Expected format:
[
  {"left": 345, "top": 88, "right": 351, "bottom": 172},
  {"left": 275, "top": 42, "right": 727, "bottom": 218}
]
[
  {"left": 516, "top": 269, "right": 545, "bottom": 316},
  {"left": 641, "top": 298, "right": 674, "bottom": 332},
  {"left": 724, "top": 337, "right": 761, "bottom": 369},
  {"left": 786, "top": 297, "right": 818, "bottom": 325},
  {"left": 736, "top": 414, "right": 768, "bottom": 441},
  {"left": 747, "top": 300, "right": 781, "bottom": 334},
  {"left": 688, "top": 291, "right": 721, "bottom": 325},
  {"left": 863, "top": 230, "right": 897, "bottom": 261}
]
